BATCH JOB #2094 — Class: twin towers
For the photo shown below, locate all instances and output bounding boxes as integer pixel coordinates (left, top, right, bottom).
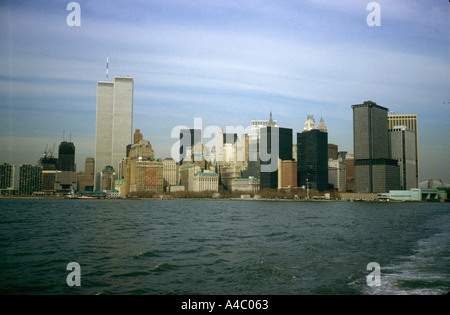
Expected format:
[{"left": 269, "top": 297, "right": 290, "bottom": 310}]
[{"left": 94, "top": 76, "right": 133, "bottom": 188}]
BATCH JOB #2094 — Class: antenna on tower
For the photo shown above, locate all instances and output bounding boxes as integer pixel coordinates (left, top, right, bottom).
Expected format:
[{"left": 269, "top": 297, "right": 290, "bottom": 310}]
[{"left": 106, "top": 56, "right": 109, "bottom": 80}]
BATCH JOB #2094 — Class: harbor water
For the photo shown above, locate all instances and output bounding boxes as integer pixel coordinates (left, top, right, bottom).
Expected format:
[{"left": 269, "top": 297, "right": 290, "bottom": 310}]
[{"left": 0, "top": 198, "right": 448, "bottom": 295}]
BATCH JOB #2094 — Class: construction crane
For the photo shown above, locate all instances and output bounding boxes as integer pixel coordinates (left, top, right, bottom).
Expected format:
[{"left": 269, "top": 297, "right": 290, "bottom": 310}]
[{"left": 438, "top": 177, "right": 444, "bottom": 187}]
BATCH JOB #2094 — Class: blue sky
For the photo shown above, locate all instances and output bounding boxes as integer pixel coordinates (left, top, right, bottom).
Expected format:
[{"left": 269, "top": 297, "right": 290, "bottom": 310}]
[{"left": 0, "top": 0, "right": 449, "bottom": 182}]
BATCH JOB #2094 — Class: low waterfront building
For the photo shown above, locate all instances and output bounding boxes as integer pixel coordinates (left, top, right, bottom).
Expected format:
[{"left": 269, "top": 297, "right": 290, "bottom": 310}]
[
  {"left": 381, "top": 188, "right": 441, "bottom": 201},
  {"left": 114, "top": 179, "right": 126, "bottom": 197},
  {"left": 231, "top": 177, "right": 260, "bottom": 194},
  {"left": 105, "top": 189, "right": 120, "bottom": 198},
  {"left": 192, "top": 171, "right": 219, "bottom": 192},
  {"left": 169, "top": 185, "right": 185, "bottom": 193},
  {"left": 219, "top": 163, "right": 246, "bottom": 190},
  {"left": 54, "top": 171, "right": 77, "bottom": 193}
]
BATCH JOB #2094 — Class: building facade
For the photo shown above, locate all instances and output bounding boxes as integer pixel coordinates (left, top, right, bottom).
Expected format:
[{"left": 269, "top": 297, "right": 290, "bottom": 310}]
[
  {"left": 328, "top": 158, "right": 346, "bottom": 192},
  {"left": 0, "top": 163, "right": 15, "bottom": 190},
  {"left": 388, "top": 114, "right": 419, "bottom": 187},
  {"left": 57, "top": 141, "right": 76, "bottom": 172},
  {"left": 328, "top": 144, "right": 338, "bottom": 160},
  {"left": 19, "top": 164, "right": 42, "bottom": 195},
  {"left": 95, "top": 76, "right": 133, "bottom": 185},
  {"left": 179, "top": 129, "right": 202, "bottom": 163},
  {"left": 192, "top": 171, "right": 219, "bottom": 192},
  {"left": 259, "top": 126, "right": 293, "bottom": 190},
  {"left": 132, "top": 160, "right": 164, "bottom": 194},
  {"left": 77, "top": 157, "right": 95, "bottom": 192},
  {"left": 345, "top": 153, "right": 354, "bottom": 192},
  {"left": 133, "top": 129, "right": 143, "bottom": 144},
  {"left": 389, "top": 126, "right": 417, "bottom": 190},
  {"left": 231, "top": 177, "right": 260, "bottom": 194},
  {"left": 297, "top": 118, "right": 328, "bottom": 191},
  {"left": 352, "top": 101, "right": 400, "bottom": 193},
  {"left": 278, "top": 159, "right": 297, "bottom": 189},
  {"left": 163, "top": 158, "right": 177, "bottom": 192}
]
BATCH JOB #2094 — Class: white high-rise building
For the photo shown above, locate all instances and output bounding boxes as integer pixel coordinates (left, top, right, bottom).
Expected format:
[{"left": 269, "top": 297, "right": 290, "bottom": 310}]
[
  {"left": 95, "top": 76, "right": 133, "bottom": 186},
  {"left": 250, "top": 112, "right": 277, "bottom": 142}
]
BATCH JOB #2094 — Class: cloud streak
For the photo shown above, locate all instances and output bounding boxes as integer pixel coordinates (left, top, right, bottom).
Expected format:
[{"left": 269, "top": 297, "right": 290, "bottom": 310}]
[{"left": 0, "top": 0, "right": 448, "bottom": 181}]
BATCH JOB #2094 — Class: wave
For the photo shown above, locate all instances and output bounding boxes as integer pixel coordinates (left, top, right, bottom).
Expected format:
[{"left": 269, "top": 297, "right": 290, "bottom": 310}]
[
  {"left": 133, "top": 250, "right": 164, "bottom": 259},
  {"left": 363, "top": 232, "right": 449, "bottom": 295}
]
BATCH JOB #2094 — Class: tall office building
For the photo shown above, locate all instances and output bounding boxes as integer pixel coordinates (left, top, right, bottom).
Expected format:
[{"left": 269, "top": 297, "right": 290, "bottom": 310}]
[
  {"left": 328, "top": 144, "right": 338, "bottom": 160},
  {"left": 38, "top": 154, "right": 58, "bottom": 171},
  {"left": 0, "top": 163, "right": 15, "bottom": 190},
  {"left": 39, "top": 150, "right": 57, "bottom": 193},
  {"left": 297, "top": 116, "right": 328, "bottom": 191},
  {"left": 19, "top": 164, "right": 42, "bottom": 195},
  {"left": 95, "top": 76, "right": 133, "bottom": 179},
  {"left": 345, "top": 153, "right": 354, "bottom": 192},
  {"left": 389, "top": 126, "right": 417, "bottom": 190},
  {"left": 388, "top": 114, "right": 419, "bottom": 186},
  {"left": 57, "top": 141, "right": 76, "bottom": 172},
  {"left": 163, "top": 158, "right": 177, "bottom": 191},
  {"left": 352, "top": 101, "right": 400, "bottom": 193},
  {"left": 77, "top": 157, "right": 95, "bottom": 192},
  {"left": 259, "top": 126, "right": 293, "bottom": 190},
  {"left": 243, "top": 112, "right": 278, "bottom": 182},
  {"left": 278, "top": 159, "right": 297, "bottom": 189},
  {"left": 250, "top": 112, "right": 278, "bottom": 143},
  {"left": 179, "top": 129, "right": 202, "bottom": 163},
  {"left": 328, "top": 152, "right": 346, "bottom": 192}
]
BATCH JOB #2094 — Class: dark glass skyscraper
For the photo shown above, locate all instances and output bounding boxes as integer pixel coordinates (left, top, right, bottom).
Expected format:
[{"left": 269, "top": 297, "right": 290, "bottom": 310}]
[
  {"left": 57, "top": 141, "right": 76, "bottom": 172},
  {"left": 259, "top": 126, "right": 293, "bottom": 190},
  {"left": 297, "top": 128, "right": 328, "bottom": 191}
]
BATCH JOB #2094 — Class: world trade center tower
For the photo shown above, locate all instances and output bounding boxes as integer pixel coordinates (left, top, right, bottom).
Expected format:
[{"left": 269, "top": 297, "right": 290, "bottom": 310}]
[{"left": 94, "top": 76, "right": 133, "bottom": 181}]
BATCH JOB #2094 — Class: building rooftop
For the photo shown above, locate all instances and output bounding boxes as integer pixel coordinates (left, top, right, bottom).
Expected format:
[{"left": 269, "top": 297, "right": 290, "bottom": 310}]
[
  {"left": 195, "top": 171, "right": 218, "bottom": 176},
  {"left": 351, "top": 100, "right": 389, "bottom": 111},
  {"left": 233, "top": 177, "right": 259, "bottom": 182}
]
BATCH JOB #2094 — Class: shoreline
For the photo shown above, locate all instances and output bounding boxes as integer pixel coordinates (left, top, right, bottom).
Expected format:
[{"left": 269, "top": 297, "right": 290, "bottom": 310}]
[{"left": 1, "top": 195, "right": 447, "bottom": 203}]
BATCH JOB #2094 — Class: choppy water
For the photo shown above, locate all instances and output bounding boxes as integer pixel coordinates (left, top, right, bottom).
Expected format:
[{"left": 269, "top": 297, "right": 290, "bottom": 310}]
[{"left": 0, "top": 198, "right": 448, "bottom": 295}]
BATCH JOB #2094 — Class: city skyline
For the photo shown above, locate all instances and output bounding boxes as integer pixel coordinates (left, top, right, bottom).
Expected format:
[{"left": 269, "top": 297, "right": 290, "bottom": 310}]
[{"left": 1, "top": 0, "right": 449, "bottom": 182}]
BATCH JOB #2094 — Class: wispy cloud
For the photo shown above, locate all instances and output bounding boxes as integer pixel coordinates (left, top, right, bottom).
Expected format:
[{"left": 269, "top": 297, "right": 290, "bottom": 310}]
[{"left": 0, "top": 0, "right": 448, "bottom": 180}]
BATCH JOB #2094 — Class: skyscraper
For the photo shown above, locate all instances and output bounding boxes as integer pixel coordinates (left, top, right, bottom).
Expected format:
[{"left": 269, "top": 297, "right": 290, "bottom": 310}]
[
  {"left": 389, "top": 126, "right": 417, "bottom": 190},
  {"left": 259, "top": 126, "right": 293, "bottom": 190},
  {"left": 95, "top": 76, "right": 133, "bottom": 178},
  {"left": 0, "top": 163, "right": 15, "bottom": 190},
  {"left": 297, "top": 116, "right": 328, "bottom": 191},
  {"left": 352, "top": 101, "right": 400, "bottom": 193},
  {"left": 19, "top": 164, "right": 42, "bottom": 195},
  {"left": 388, "top": 114, "right": 419, "bottom": 187},
  {"left": 179, "top": 129, "right": 202, "bottom": 163},
  {"left": 57, "top": 141, "right": 75, "bottom": 172},
  {"left": 250, "top": 112, "right": 278, "bottom": 143},
  {"left": 77, "top": 157, "right": 95, "bottom": 192}
]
